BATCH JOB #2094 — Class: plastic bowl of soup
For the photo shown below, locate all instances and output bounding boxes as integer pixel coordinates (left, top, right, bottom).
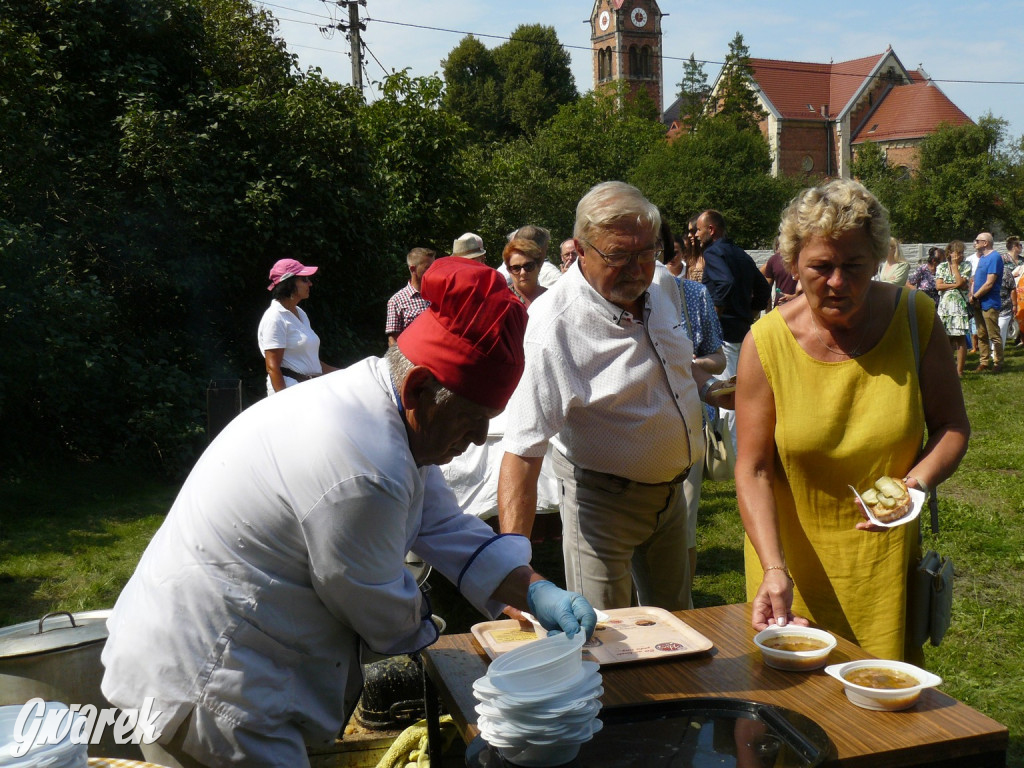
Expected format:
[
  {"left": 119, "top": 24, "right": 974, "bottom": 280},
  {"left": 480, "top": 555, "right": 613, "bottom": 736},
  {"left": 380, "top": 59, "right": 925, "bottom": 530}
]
[
  {"left": 753, "top": 625, "right": 837, "bottom": 671},
  {"left": 824, "top": 660, "right": 942, "bottom": 711}
]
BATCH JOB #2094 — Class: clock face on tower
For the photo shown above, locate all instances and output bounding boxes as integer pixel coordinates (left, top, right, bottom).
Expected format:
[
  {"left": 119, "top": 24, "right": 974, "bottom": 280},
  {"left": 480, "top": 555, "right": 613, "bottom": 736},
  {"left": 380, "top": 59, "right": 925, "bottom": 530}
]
[
  {"left": 599, "top": 10, "right": 610, "bottom": 31},
  {"left": 630, "top": 6, "right": 648, "bottom": 27}
]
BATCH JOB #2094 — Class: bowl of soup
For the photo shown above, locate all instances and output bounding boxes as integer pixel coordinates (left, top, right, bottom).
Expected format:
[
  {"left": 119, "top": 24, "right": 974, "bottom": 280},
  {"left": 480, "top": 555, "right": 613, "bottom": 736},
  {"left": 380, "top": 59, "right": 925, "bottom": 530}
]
[
  {"left": 753, "top": 625, "right": 836, "bottom": 671},
  {"left": 824, "top": 660, "right": 942, "bottom": 711}
]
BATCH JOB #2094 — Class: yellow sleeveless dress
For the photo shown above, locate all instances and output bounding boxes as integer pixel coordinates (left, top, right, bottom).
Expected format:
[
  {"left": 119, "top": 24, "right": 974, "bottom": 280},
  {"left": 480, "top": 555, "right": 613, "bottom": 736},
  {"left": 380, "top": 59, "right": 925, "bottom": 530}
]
[{"left": 745, "top": 290, "right": 931, "bottom": 661}]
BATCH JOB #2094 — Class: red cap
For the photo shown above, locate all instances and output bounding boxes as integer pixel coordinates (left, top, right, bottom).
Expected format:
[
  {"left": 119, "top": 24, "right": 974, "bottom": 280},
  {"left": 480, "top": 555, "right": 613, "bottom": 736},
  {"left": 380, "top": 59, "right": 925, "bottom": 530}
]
[
  {"left": 398, "top": 258, "right": 527, "bottom": 410},
  {"left": 268, "top": 258, "right": 317, "bottom": 290}
]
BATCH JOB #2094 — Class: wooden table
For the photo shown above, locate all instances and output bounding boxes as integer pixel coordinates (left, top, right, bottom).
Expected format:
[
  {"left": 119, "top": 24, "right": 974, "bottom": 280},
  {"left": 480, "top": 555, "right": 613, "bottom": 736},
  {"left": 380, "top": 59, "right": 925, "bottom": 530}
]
[{"left": 421, "top": 603, "right": 1008, "bottom": 768}]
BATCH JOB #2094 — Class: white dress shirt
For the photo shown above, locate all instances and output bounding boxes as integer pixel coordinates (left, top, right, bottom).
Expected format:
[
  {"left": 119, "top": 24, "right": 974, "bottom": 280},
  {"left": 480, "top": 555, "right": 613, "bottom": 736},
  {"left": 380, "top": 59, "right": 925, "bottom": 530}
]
[{"left": 503, "top": 261, "right": 701, "bottom": 484}]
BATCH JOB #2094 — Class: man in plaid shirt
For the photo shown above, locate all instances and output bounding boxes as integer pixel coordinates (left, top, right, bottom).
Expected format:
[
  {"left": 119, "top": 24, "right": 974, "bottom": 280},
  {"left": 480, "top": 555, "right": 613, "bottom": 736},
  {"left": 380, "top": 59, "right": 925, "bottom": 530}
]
[{"left": 386, "top": 247, "right": 435, "bottom": 345}]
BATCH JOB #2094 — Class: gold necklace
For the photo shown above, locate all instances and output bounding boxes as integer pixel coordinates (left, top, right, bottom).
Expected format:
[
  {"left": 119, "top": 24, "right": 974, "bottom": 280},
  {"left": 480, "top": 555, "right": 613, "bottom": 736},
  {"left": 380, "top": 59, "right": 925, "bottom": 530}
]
[{"left": 809, "top": 309, "right": 872, "bottom": 358}]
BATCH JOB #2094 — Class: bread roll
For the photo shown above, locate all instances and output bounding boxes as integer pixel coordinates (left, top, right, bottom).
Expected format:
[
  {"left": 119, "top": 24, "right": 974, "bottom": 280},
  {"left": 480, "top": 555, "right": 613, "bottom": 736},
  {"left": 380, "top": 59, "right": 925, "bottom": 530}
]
[{"left": 860, "top": 476, "right": 912, "bottom": 523}]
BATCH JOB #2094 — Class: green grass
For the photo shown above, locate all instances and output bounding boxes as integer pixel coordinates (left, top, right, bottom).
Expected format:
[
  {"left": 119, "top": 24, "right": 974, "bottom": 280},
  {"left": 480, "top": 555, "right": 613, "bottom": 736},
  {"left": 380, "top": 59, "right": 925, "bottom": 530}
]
[
  {"left": 0, "top": 462, "right": 172, "bottom": 626},
  {"left": 0, "top": 343, "right": 1021, "bottom": 765}
]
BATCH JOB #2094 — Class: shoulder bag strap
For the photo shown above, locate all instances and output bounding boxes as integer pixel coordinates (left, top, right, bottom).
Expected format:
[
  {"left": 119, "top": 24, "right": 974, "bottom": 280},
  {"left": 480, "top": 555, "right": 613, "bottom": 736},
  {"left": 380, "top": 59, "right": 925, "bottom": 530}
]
[{"left": 904, "top": 287, "right": 940, "bottom": 535}]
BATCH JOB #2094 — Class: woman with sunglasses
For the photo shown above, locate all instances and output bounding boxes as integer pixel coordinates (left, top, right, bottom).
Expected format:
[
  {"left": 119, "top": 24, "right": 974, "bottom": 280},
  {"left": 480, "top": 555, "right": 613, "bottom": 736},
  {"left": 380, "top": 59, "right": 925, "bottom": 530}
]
[
  {"left": 503, "top": 238, "right": 549, "bottom": 308},
  {"left": 258, "top": 258, "right": 337, "bottom": 395}
]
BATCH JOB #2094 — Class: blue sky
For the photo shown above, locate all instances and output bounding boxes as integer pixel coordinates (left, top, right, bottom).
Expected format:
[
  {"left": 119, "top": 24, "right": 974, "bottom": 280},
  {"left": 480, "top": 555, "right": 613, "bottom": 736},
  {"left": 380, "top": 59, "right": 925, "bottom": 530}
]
[{"left": 262, "top": 0, "right": 1024, "bottom": 142}]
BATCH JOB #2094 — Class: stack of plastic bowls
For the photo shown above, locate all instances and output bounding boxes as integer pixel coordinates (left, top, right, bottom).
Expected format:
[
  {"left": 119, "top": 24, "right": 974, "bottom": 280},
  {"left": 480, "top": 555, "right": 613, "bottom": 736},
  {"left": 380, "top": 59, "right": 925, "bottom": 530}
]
[
  {"left": 0, "top": 702, "right": 88, "bottom": 768},
  {"left": 473, "top": 632, "right": 602, "bottom": 766}
]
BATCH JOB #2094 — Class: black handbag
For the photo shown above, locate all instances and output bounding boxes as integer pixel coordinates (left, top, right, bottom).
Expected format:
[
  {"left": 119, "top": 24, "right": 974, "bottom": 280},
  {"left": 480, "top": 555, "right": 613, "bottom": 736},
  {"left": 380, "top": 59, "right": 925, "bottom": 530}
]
[{"left": 908, "top": 546, "right": 954, "bottom": 647}]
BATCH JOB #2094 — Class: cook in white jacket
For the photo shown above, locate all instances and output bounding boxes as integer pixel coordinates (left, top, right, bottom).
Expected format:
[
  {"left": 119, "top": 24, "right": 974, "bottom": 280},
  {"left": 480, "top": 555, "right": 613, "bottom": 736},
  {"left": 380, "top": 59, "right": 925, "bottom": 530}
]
[{"left": 102, "top": 258, "right": 596, "bottom": 768}]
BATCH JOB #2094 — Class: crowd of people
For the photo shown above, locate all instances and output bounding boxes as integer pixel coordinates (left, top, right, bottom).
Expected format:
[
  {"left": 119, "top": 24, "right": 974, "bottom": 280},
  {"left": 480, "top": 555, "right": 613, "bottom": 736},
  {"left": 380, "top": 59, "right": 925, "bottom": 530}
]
[{"left": 98, "top": 175, "right": 1022, "bottom": 767}]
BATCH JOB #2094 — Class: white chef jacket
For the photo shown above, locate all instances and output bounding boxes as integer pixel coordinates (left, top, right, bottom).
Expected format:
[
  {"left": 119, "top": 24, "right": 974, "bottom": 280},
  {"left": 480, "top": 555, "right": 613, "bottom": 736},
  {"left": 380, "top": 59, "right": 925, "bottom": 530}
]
[
  {"left": 101, "top": 357, "right": 531, "bottom": 759},
  {"left": 503, "top": 261, "right": 701, "bottom": 484}
]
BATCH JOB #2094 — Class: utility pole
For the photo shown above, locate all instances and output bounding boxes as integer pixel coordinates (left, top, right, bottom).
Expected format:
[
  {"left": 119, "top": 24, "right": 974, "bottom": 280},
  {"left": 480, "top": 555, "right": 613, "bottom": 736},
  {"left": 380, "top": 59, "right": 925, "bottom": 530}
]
[{"left": 335, "top": 1, "right": 366, "bottom": 95}]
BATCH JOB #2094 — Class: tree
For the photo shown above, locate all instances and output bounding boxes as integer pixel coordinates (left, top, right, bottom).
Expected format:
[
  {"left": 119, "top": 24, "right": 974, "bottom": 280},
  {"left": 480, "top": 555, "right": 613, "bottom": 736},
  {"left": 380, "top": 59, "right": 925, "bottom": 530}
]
[
  {"left": 441, "top": 35, "right": 505, "bottom": 142},
  {"left": 466, "top": 84, "right": 665, "bottom": 251},
  {"left": 360, "top": 71, "right": 475, "bottom": 258},
  {"left": 631, "top": 118, "right": 797, "bottom": 247},
  {"left": 494, "top": 24, "right": 578, "bottom": 137},
  {"left": 850, "top": 140, "right": 912, "bottom": 234},
  {"left": 0, "top": 0, "right": 392, "bottom": 474},
  {"left": 676, "top": 54, "right": 710, "bottom": 132},
  {"left": 998, "top": 132, "right": 1024, "bottom": 236},
  {"left": 711, "top": 32, "right": 765, "bottom": 132},
  {"left": 898, "top": 116, "right": 1008, "bottom": 241},
  {"left": 441, "top": 24, "right": 578, "bottom": 142}
]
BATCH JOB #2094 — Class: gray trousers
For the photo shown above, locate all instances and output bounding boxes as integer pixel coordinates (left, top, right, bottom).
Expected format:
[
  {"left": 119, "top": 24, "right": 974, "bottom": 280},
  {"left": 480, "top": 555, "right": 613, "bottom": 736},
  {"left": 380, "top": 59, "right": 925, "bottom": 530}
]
[{"left": 551, "top": 449, "right": 691, "bottom": 612}]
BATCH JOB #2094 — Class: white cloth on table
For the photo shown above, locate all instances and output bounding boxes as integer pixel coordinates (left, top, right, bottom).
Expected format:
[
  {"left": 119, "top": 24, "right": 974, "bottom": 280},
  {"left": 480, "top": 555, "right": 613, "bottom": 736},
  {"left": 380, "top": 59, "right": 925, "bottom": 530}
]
[
  {"left": 440, "top": 410, "right": 560, "bottom": 519},
  {"left": 101, "top": 357, "right": 531, "bottom": 766}
]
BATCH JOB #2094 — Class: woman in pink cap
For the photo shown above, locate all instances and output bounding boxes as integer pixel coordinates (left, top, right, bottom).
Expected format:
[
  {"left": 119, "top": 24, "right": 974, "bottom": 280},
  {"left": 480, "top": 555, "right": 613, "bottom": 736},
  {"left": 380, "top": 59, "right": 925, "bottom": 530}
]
[{"left": 258, "top": 258, "right": 337, "bottom": 395}]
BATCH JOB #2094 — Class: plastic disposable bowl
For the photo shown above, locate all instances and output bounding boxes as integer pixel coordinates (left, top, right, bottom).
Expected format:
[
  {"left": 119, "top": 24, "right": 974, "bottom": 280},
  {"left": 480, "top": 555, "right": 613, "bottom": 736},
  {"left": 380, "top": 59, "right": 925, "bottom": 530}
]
[
  {"left": 486, "top": 631, "right": 585, "bottom": 691},
  {"left": 500, "top": 741, "right": 581, "bottom": 767},
  {"left": 825, "top": 660, "right": 941, "bottom": 711},
  {"left": 753, "top": 625, "right": 836, "bottom": 671}
]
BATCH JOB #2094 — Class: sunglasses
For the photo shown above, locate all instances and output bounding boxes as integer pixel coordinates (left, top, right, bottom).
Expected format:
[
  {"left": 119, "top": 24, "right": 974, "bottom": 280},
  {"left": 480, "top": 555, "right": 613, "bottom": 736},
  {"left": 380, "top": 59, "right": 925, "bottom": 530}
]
[{"left": 509, "top": 262, "right": 538, "bottom": 274}]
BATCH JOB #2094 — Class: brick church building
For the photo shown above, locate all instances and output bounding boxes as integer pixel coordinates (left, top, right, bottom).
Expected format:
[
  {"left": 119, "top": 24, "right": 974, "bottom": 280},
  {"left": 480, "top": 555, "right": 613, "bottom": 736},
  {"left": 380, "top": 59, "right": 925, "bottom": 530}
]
[
  {"left": 588, "top": 4, "right": 974, "bottom": 179},
  {"left": 589, "top": 0, "right": 664, "bottom": 109}
]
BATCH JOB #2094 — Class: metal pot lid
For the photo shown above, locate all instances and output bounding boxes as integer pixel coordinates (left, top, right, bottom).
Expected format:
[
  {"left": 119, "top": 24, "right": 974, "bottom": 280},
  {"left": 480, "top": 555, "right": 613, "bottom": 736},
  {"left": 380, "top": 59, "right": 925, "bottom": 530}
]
[{"left": 0, "top": 610, "right": 110, "bottom": 658}]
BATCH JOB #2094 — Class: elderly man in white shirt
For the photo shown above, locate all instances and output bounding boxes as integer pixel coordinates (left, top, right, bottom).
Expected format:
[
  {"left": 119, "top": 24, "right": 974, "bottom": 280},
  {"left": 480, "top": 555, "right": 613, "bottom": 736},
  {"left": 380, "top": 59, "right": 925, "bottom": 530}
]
[
  {"left": 102, "top": 259, "right": 595, "bottom": 768},
  {"left": 498, "top": 181, "right": 733, "bottom": 612}
]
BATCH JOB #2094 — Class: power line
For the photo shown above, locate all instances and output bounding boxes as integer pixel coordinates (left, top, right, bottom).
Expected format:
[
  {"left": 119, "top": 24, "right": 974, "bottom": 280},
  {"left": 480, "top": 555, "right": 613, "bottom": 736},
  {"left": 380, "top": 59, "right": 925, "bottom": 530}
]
[
  {"left": 361, "top": 41, "right": 390, "bottom": 78},
  {"left": 362, "top": 15, "right": 1024, "bottom": 87},
  {"left": 260, "top": 4, "right": 1024, "bottom": 88}
]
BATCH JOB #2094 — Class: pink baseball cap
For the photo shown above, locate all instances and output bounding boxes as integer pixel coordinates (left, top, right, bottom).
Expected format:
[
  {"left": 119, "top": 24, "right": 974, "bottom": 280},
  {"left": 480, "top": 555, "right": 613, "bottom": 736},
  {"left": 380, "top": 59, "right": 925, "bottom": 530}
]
[{"left": 267, "top": 258, "right": 318, "bottom": 290}]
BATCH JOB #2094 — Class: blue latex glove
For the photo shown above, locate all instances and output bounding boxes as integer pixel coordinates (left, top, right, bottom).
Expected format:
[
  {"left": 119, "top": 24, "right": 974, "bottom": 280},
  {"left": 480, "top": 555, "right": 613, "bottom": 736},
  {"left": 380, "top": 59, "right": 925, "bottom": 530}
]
[{"left": 526, "top": 580, "right": 597, "bottom": 639}]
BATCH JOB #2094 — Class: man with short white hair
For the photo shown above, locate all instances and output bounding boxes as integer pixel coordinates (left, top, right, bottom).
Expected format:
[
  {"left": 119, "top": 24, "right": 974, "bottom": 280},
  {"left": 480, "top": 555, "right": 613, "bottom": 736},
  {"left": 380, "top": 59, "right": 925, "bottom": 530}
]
[
  {"left": 559, "top": 239, "right": 578, "bottom": 272},
  {"left": 498, "top": 181, "right": 733, "bottom": 612},
  {"left": 967, "top": 232, "right": 1003, "bottom": 373}
]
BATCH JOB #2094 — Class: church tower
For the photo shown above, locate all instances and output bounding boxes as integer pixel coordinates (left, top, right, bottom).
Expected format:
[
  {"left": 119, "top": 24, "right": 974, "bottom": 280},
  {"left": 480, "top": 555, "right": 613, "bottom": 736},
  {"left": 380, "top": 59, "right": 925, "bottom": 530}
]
[{"left": 590, "top": 0, "right": 664, "bottom": 110}]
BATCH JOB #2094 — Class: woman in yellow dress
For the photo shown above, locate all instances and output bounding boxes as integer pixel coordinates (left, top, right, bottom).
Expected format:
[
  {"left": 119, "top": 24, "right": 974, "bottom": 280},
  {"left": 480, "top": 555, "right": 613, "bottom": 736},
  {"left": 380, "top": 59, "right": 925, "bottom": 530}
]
[{"left": 734, "top": 179, "right": 970, "bottom": 662}]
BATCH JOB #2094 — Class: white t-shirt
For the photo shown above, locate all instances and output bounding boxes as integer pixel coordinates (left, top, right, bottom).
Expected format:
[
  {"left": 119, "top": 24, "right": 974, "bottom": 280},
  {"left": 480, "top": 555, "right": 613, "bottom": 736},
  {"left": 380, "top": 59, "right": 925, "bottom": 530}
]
[
  {"left": 257, "top": 300, "right": 322, "bottom": 394},
  {"left": 503, "top": 261, "right": 701, "bottom": 484}
]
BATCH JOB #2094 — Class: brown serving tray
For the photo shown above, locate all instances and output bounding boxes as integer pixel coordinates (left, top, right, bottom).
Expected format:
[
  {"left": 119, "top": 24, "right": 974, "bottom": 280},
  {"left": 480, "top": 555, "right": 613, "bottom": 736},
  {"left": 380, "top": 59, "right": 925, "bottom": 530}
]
[{"left": 470, "top": 606, "right": 713, "bottom": 664}]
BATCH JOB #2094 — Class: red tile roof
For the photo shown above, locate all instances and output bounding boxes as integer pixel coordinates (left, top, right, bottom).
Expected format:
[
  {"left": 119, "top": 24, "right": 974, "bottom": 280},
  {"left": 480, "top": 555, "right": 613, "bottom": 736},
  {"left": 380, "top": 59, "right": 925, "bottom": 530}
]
[
  {"left": 852, "top": 82, "right": 973, "bottom": 144},
  {"left": 748, "top": 58, "right": 830, "bottom": 120},
  {"left": 748, "top": 53, "right": 892, "bottom": 120},
  {"left": 828, "top": 53, "right": 889, "bottom": 116}
]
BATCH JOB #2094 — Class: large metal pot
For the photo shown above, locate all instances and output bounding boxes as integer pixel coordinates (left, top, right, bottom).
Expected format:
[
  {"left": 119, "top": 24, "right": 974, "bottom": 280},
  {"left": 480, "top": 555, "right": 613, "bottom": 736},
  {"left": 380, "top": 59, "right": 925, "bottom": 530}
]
[{"left": 0, "top": 609, "right": 141, "bottom": 759}]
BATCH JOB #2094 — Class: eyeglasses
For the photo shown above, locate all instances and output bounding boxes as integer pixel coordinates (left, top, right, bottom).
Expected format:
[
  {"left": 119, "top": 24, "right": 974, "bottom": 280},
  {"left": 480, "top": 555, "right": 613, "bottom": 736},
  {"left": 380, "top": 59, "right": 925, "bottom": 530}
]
[
  {"left": 509, "top": 261, "right": 538, "bottom": 274},
  {"left": 581, "top": 238, "right": 662, "bottom": 268}
]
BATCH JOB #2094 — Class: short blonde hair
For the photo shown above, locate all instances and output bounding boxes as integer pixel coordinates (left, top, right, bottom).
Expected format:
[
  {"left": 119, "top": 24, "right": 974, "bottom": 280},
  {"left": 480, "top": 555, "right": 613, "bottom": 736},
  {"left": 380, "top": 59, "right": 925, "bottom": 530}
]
[
  {"left": 778, "top": 179, "right": 890, "bottom": 270},
  {"left": 502, "top": 238, "right": 545, "bottom": 269}
]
